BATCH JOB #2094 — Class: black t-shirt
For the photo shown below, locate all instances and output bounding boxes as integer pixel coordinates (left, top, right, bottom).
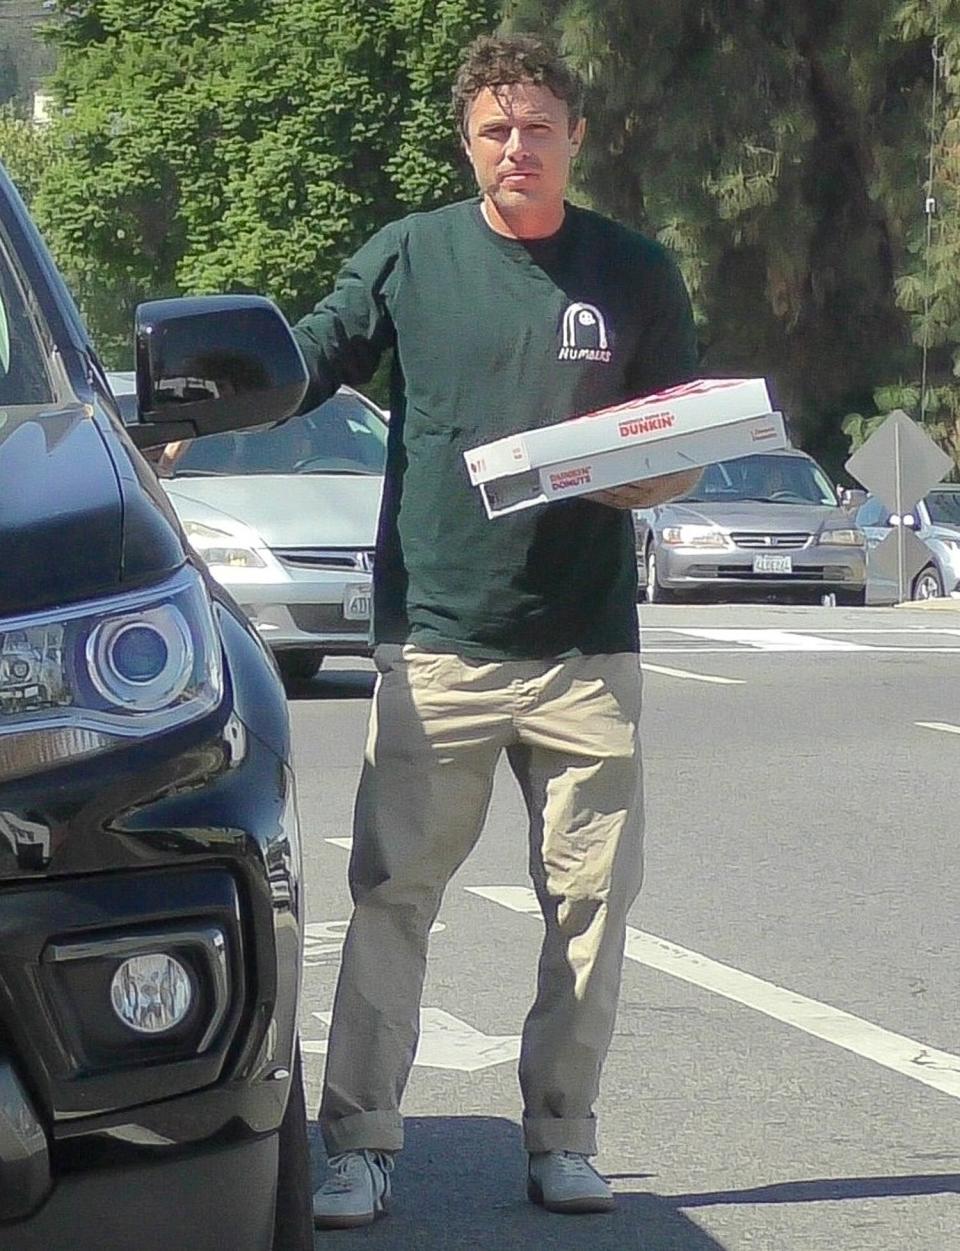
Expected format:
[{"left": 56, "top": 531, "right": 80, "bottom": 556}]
[{"left": 292, "top": 199, "right": 697, "bottom": 660}]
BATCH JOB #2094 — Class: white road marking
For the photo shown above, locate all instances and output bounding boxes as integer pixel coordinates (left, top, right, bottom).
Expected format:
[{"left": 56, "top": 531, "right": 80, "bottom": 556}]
[
  {"left": 303, "top": 1007, "right": 520, "bottom": 1072},
  {"left": 466, "top": 885, "right": 541, "bottom": 915},
  {"left": 640, "top": 646, "right": 960, "bottom": 655},
  {"left": 325, "top": 837, "right": 353, "bottom": 850},
  {"left": 641, "top": 662, "right": 744, "bottom": 686},
  {"left": 644, "top": 627, "right": 960, "bottom": 634},
  {"left": 304, "top": 918, "right": 444, "bottom": 966},
  {"left": 916, "top": 721, "right": 960, "bottom": 736},
  {"left": 676, "top": 629, "right": 873, "bottom": 652},
  {"left": 467, "top": 885, "right": 960, "bottom": 1102}
]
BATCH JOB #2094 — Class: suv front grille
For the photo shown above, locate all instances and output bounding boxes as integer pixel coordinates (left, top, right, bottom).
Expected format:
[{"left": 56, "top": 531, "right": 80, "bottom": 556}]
[{"left": 729, "top": 532, "right": 811, "bottom": 550}]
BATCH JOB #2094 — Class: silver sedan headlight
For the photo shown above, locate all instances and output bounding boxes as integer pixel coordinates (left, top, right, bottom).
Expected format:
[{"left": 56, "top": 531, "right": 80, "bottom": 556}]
[
  {"left": 661, "top": 524, "right": 731, "bottom": 549},
  {"left": 0, "top": 566, "right": 223, "bottom": 780},
  {"left": 820, "top": 528, "right": 866, "bottom": 546},
  {"left": 183, "top": 520, "right": 266, "bottom": 570}
]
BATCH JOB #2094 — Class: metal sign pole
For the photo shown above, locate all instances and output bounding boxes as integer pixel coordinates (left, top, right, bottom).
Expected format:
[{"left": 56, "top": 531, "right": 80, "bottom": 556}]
[{"left": 895, "top": 422, "right": 905, "bottom": 602}]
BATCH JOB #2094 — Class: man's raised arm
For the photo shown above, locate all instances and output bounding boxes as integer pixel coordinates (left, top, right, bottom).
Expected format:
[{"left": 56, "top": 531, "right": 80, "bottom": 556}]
[{"left": 291, "top": 221, "right": 400, "bottom": 412}]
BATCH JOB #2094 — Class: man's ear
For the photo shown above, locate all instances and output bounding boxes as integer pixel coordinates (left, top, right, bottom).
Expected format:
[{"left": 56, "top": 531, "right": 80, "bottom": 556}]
[{"left": 570, "top": 117, "right": 587, "bottom": 157}]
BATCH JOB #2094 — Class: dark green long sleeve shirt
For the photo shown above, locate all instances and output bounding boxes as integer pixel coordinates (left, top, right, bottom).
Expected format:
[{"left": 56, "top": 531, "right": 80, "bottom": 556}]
[{"left": 292, "top": 198, "right": 697, "bottom": 660}]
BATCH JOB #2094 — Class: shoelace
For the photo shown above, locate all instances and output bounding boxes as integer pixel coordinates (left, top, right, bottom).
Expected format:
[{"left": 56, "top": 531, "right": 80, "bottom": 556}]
[
  {"left": 553, "top": 1151, "right": 598, "bottom": 1178},
  {"left": 322, "top": 1151, "right": 393, "bottom": 1195}
]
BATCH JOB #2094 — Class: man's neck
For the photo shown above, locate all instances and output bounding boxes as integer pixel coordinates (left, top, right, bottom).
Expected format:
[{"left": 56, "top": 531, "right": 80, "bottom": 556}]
[{"left": 481, "top": 196, "right": 566, "bottom": 241}]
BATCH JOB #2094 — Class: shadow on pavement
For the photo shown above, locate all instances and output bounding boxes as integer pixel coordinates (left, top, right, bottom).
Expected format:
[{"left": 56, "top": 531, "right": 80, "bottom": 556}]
[
  {"left": 309, "top": 1118, "right": 960, "bottom": 1248},
  {"left": 309, "top": 1116, "right": 729, "bottom": 1249},
  {"left": 285, "top": 669, "right": 376, "bottom": 702},
  {"left": 666, "top": 1173, "right": 960, "bottom": 1206}
]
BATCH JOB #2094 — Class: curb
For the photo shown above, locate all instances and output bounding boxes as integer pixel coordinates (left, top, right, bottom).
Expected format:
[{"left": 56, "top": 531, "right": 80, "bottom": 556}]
[{"left": 894, "top": 595, "right": 960, "bottom": 611}]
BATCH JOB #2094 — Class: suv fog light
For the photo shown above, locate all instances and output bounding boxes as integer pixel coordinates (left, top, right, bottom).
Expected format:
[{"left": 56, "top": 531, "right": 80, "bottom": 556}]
[{"left": 110, "top": 953, "right": 193, "bottom": 1034}]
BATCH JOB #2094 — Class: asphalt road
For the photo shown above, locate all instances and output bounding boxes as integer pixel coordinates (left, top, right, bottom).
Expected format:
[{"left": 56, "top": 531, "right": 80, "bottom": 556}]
[{"left": 289, "top": 603, "right": 960, "bottom": 1250}]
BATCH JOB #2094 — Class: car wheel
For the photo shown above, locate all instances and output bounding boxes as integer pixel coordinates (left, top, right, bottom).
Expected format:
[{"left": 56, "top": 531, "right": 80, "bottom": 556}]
[
  {"left": 912, "top": 565, "right": 943, "bottom": 601},
  {"left": 645, "top": 547, "right": 679, "bottom": 604},
  {"left": 271, "top": 1043, "right": 313, "bottom": 1251},
  {"left": 277, "top": 650, "right": 325, "bottom": 682}
]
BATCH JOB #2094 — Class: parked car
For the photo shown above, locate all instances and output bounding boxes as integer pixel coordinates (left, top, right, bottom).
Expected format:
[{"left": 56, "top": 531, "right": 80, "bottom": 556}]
[
  {"left": 0, "top": 163, "right": 312, "bottom": 1250},
  {"left": 108, "top": 375, "right": 384, "bottom": 683},
  {"left": 635, "top": 450, "right": 867, "bottom": 604},
  {"left": 856, "top": 486, "right": 960, "bottom": 602}
]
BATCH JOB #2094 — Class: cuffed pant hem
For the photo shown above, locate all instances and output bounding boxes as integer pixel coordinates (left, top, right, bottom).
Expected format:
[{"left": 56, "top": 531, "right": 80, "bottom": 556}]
[
  {"left": 321, "top": 1110, "right": 403, "bottom": 1155},
  {"left": 523, "top": 1116, "right": 598, "bottom": 1156}
]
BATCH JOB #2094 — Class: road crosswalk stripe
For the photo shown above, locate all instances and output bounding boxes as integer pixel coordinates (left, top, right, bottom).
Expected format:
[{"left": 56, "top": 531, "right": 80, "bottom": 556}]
[
  {"left": 642, "top": 662, "right": 745, "bottom": 685},
  {"left": 466, "top": 885, "right": 960, "bottom": 1102},
  {"left": 303, "top": 1008, "right": 520, "bottom": 1071},
  {"left": 675, "top": 629, "right": 873, "bottom": 651}
]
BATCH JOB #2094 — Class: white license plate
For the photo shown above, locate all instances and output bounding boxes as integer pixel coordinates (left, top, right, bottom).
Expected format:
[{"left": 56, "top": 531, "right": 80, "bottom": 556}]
[
  {"left": 753, "top": 553, "right": 792, "bottom": 574},
  {"left": 343, "top": 584, "right": 372, "bottom": 621}
]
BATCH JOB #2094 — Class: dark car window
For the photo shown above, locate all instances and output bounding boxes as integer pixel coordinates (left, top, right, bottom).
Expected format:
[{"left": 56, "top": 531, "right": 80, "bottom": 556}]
[
  {"left": 855, "top": 497, "right": 888, "bottom": 528},
  {"left": 680, "top": 454, "right": 836, "bottom": 506},
  {"left": 162, "top": 392, "right": 387, "bottom": 477},
  {"left": 925, "top": 489, "right": 960, "bottom": 527},
  {"left": 0, "top": 233, "right": 54, "bottom": 407}
]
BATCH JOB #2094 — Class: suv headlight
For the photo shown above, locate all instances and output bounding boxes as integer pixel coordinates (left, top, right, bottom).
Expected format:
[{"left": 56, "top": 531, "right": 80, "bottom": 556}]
[
  {"left": 0, "top": 566, "right": 223, "bottom": 780},
  {"left": 821, "top": 528, "right": 866, "bottom": 546}
]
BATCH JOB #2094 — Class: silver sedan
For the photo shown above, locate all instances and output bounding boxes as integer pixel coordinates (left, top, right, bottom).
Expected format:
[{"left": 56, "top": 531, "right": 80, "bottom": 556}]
[{"left": 635, "top": 450, "right": 867, "bottom": 605}]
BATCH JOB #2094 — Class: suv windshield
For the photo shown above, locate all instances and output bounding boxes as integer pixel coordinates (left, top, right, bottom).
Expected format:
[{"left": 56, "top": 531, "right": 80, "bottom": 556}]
[
  {"left": 925, "top": 489, "right": 960, "bottom": 527},
  {"left": 681, "top": 454, "right": 836, "bottom": 506},
  {"left": 0, "top": 232, "right": 54, "bottom": 407},
  {"left": 160, "top": 392, "right": 387, "bottom": 478}
]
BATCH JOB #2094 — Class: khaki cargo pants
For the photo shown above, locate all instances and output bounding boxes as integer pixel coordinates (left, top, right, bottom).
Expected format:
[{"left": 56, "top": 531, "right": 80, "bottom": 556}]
[{"left": 319, "top": 644, "right": 644, "bottom": 1158}]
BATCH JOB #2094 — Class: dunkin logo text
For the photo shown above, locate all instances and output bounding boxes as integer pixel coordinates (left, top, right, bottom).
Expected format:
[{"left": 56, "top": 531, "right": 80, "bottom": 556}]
[
  {"left": 618, "top": 412, "right": 676, "bottom": 439},
  {"left": 549, "top": 465, "right": 593, "bottom": 490}
]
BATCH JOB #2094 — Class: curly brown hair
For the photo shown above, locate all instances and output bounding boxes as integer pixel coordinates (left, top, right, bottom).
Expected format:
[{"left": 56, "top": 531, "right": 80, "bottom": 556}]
[{"left": 452, "top": 33, "right": 586, "bottom": 137}]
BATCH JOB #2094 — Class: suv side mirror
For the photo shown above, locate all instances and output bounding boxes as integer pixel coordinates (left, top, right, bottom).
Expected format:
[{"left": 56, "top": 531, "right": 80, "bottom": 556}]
[{"left": 126, "top": 295, "right": 307, "bottom": 449}]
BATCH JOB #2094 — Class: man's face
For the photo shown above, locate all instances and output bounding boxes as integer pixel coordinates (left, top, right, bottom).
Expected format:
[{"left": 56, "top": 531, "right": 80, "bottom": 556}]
[{"left": 462, "top": 82, "right": 585, "bottom": 216}]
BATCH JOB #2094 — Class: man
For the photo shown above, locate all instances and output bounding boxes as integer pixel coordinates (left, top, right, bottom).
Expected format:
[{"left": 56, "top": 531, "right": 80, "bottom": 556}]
[{"left": 293, "top": 32, "right": 700, "bottom": 1229}]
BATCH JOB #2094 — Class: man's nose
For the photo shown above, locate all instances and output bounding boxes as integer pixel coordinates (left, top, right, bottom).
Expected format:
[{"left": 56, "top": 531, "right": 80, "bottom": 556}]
[{"left": 504, "top": 127, "right": 528, "bottom": 159}]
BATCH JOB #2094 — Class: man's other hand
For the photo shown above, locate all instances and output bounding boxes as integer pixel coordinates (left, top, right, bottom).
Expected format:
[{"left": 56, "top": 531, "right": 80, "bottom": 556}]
[{"left": 586, "top": 468, "right": 702, "bottom": 510}]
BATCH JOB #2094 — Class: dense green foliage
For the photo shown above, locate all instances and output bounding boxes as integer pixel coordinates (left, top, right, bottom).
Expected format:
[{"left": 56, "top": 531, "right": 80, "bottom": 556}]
[{"left": 6, "top": 0, "right": 496, "bottom": 365}]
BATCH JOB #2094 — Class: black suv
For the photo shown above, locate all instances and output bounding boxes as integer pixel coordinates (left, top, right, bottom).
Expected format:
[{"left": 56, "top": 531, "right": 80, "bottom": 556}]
[{"left": 0, "top": 165, "right": 313, "bottom": 1249}]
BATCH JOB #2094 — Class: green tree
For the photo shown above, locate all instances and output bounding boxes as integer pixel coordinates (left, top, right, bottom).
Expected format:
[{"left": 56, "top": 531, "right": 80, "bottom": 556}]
[
  {"left": 883, "top": 0, "right": 960, "bottom": 466},
  {"left": 31, "top": 0, "right": 497, "bottom": 366},
  {"left": 505, "top": 1, "right": 946, "bottom": 474},
  {"left": 0, "top": 105, "right": 60, "bottom": 205}
]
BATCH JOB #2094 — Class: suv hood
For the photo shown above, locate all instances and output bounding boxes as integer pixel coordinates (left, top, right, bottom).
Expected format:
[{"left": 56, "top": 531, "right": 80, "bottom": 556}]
[{"left": 1, "top": 405, "right": 184, "bottom": 618}]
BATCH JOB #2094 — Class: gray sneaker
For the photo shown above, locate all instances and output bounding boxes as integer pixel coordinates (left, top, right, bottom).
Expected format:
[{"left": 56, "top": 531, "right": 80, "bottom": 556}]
[
  {"left": 527, "top": 1151, "right": 615, "bottom": 1214},
  {"left": 312, "top": 1149, "right": 393, "bottom": 1229}
]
